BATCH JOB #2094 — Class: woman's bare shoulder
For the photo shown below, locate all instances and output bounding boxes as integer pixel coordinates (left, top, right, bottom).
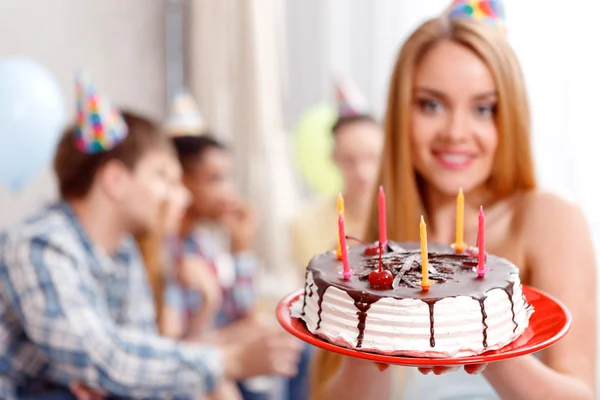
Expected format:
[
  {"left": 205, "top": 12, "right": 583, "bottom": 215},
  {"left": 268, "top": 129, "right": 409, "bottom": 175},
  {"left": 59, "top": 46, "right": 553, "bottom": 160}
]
[
  {"left": 517, "top": 190, "right": 584, "bottom": 226},
  {"left": 505, "top": 191, "right": 585, "bottom": 255},
  {"left": 514, "top": 190, "right": 592, "bottom": 262}
]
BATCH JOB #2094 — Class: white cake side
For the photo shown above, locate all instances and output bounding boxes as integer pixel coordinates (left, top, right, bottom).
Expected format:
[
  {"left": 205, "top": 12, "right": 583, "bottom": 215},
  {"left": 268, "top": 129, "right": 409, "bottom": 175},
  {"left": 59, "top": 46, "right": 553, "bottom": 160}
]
[{"left": 301, "top": 270, "right": 534, "bottom": 358}]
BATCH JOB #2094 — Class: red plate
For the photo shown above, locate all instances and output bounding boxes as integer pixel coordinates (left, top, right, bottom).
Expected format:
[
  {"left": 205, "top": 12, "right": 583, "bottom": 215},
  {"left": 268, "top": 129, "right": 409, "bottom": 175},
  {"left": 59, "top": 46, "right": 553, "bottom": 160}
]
[{"left": 276, "top": 285, "right": 571, "bottom": 366}]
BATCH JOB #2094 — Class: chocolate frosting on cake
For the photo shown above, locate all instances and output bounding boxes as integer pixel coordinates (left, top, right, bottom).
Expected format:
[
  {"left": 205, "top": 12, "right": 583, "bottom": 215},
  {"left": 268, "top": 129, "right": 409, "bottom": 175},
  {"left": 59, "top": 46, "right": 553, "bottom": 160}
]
[{"left": 302, "top": 241, "right": 526, "bottom": 350}]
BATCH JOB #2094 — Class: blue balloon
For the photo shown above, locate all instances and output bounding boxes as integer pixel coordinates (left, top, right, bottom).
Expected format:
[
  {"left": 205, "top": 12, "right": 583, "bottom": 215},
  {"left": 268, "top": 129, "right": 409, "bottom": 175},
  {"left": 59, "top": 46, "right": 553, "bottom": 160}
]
[{"left": 0, "top": 57, "right": 65, "bottom": 191}]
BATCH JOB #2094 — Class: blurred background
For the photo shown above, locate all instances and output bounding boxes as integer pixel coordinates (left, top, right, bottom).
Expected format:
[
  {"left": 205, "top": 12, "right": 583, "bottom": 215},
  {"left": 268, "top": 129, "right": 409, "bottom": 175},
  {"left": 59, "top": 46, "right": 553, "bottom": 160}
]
[{"left": 0, "top": 0, "right": 599, "bottom": 383}]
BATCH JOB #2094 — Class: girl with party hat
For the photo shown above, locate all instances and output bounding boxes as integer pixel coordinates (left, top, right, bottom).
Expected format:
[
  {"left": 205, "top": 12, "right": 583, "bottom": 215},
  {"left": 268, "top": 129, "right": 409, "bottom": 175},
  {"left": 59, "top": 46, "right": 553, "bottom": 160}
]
[
  {"left": 0, "top": 75, "right": 301, "bottom": 399},
  {"left": 289, "top": 74, "right": 384, "bottom": 400},
  {"left": 290, "top": 74, "right": 384, "bottom": 276},
  {"left": 310, "top": 1, "right": 596, "bottom": 399}
]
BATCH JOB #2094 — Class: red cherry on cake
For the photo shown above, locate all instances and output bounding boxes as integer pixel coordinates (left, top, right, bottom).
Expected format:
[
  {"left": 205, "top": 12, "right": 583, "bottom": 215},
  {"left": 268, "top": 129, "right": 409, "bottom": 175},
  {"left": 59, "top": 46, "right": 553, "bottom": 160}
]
[
  {"left": 369, "top": 269, "right": 394, "bottom": 289},
  {"left": 368, "top": 240, "right": 393, "bottom": 289},
  {"left": 364, "top": 244, "right": 380, "bottom": 255}
]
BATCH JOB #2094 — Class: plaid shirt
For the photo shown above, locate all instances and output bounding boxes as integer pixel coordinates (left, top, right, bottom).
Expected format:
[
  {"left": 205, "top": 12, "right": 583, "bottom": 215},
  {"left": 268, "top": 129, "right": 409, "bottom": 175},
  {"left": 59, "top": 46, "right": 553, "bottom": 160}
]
[
  {"left": 165, "top": 225, "right": 257, "bottom": 330},
  {"left": 0, "top": 202, "right": 223, "bottom": 399}
]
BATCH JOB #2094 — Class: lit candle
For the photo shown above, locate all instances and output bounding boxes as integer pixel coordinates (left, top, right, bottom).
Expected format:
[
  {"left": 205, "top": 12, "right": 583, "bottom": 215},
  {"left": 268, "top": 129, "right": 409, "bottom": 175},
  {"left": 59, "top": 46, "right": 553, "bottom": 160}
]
[
  {"left": 338, "top": 211, "right": 352, "bottom": 280},
  {"left": 477, "top": 206, "right": 489, "bottom": 277},
  {"left": 336, "top": 193, "right": 345, "bottom": 259},
  {"left": 420, "top": 215, "right": 432, "bottom": 291},
  {"left": 379, "top": 186, "right": 387, "bottom": 246},
  {"left": 454, "top": 188, "right": 465, "bottom": 253}
]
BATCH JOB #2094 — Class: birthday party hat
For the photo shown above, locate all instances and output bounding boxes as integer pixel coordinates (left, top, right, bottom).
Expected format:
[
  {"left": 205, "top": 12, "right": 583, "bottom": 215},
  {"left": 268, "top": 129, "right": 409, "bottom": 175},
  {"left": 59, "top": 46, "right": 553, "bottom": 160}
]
[
  {"left": 333, "top": 73, "right": 368, "bottom": 118},
  {"left": 446, "top": 0, "right": 506, "bottom": 31},
  {"left": 74, "top": 72, "right": 128, "bottom": 154},
  {"left": 164, "top": 89, "right": 207, "bottom": 137}
]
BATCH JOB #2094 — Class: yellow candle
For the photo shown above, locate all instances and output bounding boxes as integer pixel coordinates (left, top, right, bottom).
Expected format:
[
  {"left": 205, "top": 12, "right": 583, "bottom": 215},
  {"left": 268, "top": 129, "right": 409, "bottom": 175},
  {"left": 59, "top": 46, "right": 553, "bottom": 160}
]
[
  {"left": 336, "top": 193, "right": 345, "bottom": 259},
  {"left": 420, "top": 215, "right": 431, "bottom": 291},
  {"left": 455, "top": 188, "right": 464, "bottom": 253}
]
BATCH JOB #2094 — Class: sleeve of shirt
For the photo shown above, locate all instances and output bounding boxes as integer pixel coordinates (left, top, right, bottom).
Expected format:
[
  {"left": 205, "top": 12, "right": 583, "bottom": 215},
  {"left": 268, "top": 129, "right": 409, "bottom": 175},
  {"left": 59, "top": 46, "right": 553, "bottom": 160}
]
[
  {"left": 0, "top": 236, "right": 223, "bottom": 399},
  {"left": 231, "top": 251, "right": 258, "bottom": 315}
]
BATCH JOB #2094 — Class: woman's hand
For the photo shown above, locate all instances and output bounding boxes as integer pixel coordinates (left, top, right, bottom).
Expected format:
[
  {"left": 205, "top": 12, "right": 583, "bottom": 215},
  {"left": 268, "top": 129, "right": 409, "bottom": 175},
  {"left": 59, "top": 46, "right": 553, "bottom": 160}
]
[
  {"left": 417, "top": 364, "right": 487, "bottom": 375},
  {"left": 373, "top": 363, "right": 486, "bottom": 375}
]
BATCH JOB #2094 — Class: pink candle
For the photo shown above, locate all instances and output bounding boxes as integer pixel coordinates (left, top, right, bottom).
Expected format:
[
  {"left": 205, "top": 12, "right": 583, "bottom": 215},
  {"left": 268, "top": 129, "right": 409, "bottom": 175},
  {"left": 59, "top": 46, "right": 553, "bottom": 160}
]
[
  {"left": 379, "top": 186, "right": 387, "bottom": 246},
  {"left": 477, "top": 206, "right": 489, "bottom": 277},
  {"left": 338, "top": 211, "right": 352, "bottom": 280}
]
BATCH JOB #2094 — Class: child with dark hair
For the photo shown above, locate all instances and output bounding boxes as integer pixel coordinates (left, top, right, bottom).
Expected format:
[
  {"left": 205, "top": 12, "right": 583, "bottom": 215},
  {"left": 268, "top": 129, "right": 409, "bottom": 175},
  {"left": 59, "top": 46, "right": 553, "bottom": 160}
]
[
  {"left": 164, "top": 91, "right": 275, "bottom": 400},
  {"left": 164, "top": 92, "right": 259, "bottom": 338},
  {"left": 0, "top": 76, "right": 300, "bottom": 400}
]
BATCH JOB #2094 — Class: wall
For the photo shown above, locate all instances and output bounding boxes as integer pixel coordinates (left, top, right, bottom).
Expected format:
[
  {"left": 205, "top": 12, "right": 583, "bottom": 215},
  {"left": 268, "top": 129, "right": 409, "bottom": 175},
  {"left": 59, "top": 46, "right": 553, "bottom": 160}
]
[{"left": 0, "top": 0, "right": 166, "bottom": 227}]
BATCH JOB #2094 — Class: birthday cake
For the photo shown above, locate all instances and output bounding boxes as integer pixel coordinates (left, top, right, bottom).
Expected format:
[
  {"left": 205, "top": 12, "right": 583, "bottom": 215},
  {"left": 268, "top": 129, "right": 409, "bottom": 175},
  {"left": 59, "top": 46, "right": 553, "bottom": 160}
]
[{"left": 300, "top": 241, "right": 533, "bottom": 358}]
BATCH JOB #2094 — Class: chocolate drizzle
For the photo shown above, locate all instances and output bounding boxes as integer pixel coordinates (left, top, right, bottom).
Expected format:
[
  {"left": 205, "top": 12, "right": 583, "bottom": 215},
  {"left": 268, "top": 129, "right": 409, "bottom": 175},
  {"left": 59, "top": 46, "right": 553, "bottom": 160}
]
[
  {"left": 315, "top": 285, "right": 328, "bottom": 330},
  {"left": 301, "top": 269, "right": 311, "bottom": 316},
  {"left": 505, "top": 281, "right": 517, "bottom": 333},
  {"left": 303, "top": 241, "right": 526, "bottom": 350},
  {"left": 426, "top": 301, "right": 435, "bottom": 347},
  {"left": 354, "top": 299, "right": 371, "bottom": 348},
  {"left": 479, "top": 299, "right": 488, "bottom": 348}
]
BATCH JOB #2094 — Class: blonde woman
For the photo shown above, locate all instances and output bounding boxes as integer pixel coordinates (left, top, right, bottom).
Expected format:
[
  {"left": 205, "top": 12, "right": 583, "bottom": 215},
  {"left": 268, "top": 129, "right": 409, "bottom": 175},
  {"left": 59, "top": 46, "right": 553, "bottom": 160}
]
[{"left": 311, "top": 1, "right": 596, "bottom": 399}]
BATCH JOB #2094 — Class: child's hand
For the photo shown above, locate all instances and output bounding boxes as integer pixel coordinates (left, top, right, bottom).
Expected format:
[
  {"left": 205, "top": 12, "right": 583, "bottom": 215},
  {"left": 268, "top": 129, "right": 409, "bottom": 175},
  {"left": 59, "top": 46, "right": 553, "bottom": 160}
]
[
  {"left": 178, "top": 255, "right": 223, "bottom": 312},
  {"left": 207, "top": 380, "right": 243, "bottom": 400},
  {"left": 221, "top": 199, "right": 257, "bottom": 253},
  {"left": 69, "top": 383, "right": 105, "bottom": 400},
  {"left": 222, "top": 326, "right": 302, "bottom": 379}
]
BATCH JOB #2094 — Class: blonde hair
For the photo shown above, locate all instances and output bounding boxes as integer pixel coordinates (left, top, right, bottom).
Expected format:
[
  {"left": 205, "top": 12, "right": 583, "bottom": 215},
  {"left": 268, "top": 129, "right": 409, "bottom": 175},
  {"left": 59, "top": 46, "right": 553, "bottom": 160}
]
[{"left": 310, "top": 16, "right": 536, "bottom": 399}]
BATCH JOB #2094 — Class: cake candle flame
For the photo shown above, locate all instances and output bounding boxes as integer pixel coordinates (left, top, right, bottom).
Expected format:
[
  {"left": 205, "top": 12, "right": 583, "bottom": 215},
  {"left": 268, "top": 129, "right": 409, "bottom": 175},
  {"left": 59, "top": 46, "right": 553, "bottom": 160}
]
[
  {"left": 420, "top": 215, "right": 432, "bottom": 291},
  {"left": 338, "top": 211, "right": 352, "bottom": 280},
  {"left": 336, "top": 193, "right": 344, "bottom": 260},
  {"left": 477, "top": 206, "right": 490, "bottom": 277},
  {"left": 454, "top": 188, "right": 465, "bottom": 253},
  {"left": 379, "top": 186, "right": 387, "bottom": 247}
]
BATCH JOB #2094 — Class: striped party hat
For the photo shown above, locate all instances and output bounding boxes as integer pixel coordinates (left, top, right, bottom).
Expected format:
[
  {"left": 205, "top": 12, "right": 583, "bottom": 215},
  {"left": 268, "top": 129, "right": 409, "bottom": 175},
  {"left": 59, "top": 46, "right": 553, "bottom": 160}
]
[
  {"left": 333, "top": 73, "right": 368, "bottom": 118},
  {"left": 446, "top": 0, "right": 506, "bottom": 31},
  {"left": 74, "top": 72, "right": 128, "bottom": 154},
  {"left": 164, "top": 89, "right": 207, "bottom": 137}
]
